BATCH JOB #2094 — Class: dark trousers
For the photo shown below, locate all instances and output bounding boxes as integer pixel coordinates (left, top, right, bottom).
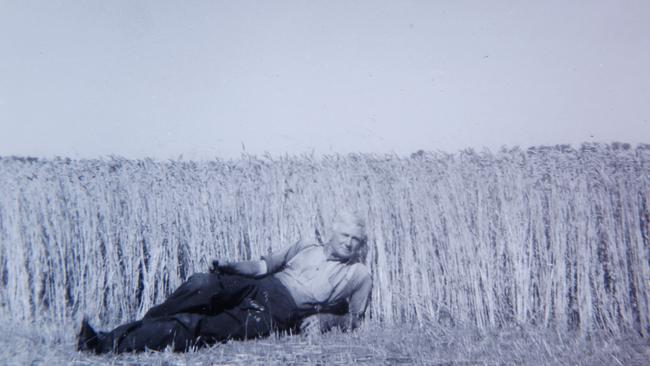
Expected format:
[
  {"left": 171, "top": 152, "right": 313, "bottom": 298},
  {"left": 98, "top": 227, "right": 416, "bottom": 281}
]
[{"left": 93, "top": 273, "right": 300, "bottom": 353}]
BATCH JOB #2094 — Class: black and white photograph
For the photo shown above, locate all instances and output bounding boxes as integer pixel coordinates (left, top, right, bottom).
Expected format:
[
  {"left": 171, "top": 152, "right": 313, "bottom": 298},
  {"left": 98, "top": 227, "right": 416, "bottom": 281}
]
[{"left": 1, "top": 1, "right": 649, "bottom": 364}]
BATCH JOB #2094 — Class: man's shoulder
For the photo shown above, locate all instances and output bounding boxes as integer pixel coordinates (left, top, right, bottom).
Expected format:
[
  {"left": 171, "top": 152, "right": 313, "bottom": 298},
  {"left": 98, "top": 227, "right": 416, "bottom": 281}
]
[
  {"left": 281, "top": 240, "right": 323, "bottom": 262},
  {"left": 348, "top": 262, "right": 372, "bottom": 281},
  {"left": 264, "top": 239, "right": 324, "bottom": 273},
  {"left": 294, "top": 239, "right": 323, "bottom": 252}
]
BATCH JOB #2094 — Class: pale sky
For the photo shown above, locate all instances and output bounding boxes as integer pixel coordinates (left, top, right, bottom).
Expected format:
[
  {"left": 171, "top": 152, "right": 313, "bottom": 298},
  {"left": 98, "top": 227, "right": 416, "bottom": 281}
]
[{"left": 1, "top": 1, "right": 649, "bottom": 159}]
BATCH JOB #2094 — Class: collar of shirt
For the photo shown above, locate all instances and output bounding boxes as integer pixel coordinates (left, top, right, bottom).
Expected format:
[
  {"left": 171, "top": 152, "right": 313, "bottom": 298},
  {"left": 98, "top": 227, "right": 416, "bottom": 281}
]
[{"left": 323, "top": 245, "right": 350, "bottom": 263}]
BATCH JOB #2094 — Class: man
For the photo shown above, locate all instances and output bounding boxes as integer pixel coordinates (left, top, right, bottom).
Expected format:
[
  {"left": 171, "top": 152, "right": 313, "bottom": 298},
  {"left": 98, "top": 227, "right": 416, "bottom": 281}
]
[{"left": 77, "top": 212, "right": 372, "bottom": 353}]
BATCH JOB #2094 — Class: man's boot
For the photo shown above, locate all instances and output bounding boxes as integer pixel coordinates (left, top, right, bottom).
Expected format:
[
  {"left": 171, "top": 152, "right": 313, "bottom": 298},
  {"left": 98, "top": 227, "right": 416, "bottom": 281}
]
[{"left": 77, "top": 318, "right": 99, "bottom": 353}]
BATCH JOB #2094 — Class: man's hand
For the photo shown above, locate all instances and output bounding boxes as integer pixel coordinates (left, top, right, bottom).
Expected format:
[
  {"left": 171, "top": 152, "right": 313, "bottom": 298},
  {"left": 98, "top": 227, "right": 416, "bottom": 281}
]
[
  {"left": 209, "top": 260, "right": 221, "bottom": 274},
  {"left": 300, "top": 315, "right": 322, "bottom": 335},
  {"left": 300, "top": 313, "right": 363, "bottom": 334}
]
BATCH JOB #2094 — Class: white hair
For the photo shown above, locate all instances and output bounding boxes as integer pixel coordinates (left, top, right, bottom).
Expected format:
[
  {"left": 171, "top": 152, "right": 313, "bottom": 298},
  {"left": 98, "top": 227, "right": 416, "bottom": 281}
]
[{"left": 332, "top": 211, "right": 368, "bottom": 263}]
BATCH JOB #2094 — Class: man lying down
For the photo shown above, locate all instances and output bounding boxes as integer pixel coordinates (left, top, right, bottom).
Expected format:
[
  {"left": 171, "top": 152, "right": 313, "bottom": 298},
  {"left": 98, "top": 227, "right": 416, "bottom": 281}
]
[{"left": 77, "top": 212, "right": 372, "bottom": 353}]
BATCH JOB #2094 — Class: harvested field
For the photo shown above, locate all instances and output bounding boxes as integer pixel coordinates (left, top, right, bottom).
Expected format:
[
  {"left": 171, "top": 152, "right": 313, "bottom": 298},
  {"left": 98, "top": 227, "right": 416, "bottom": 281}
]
[{"left": 2, "top": 320, "right": 649, "bottom": 365}]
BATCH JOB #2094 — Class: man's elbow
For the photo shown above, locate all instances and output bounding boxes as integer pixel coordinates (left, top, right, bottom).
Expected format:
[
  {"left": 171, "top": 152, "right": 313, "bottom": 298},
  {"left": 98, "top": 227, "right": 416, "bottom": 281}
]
[
  {"left": 247, "top": 260, "right": 268, "bottom": 278},
  {"left": 253, "top": 260, "right": 268, "bottom": 277},
  {"left": 347, "top": 313, "right": 365, "bottom": 332}
]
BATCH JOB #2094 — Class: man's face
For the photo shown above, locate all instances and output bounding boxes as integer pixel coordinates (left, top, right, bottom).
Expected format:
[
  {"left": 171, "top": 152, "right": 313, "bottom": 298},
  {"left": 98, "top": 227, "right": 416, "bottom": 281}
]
[{"left": 328, "top": 221, "right": 365, "bottom": 261}]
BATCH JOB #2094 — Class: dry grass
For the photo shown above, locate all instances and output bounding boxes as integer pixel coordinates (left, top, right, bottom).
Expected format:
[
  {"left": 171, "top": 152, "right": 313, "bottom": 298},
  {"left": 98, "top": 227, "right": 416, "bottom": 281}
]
[{"left": 1, "top": 319, "right": 648, "bottom": 365}]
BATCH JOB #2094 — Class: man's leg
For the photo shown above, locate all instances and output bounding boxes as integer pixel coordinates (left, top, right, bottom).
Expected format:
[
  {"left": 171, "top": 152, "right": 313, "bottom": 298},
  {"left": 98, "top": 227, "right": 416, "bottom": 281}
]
[
  {"left": 92, "top": 314, "right": 203, "bottom": 353},
  {"left": 196, "top": 276, "right": 302, "bottom": 342},
  {"left": 196, "top": 306, "right": 275, "bottom": 342},
  {"left": 143, "top": 273, "right": 256, "bottom": 318},
  {"left": 89, "top": 308, "right": 275, "bottom": 353},
  {"left": 79, "top": 276, "right": 299, "bottom": 353}
]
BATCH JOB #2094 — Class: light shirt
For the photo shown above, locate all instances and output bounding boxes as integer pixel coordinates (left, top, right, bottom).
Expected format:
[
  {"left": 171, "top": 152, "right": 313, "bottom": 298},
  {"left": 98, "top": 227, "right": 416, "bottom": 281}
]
[{"left": 262, "top": 240, "right": 372, "bottom": 317}]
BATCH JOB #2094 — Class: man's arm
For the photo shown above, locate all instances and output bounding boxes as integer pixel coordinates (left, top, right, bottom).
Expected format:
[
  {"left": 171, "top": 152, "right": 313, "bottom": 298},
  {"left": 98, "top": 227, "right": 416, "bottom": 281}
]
[
  {"left": 301, "top": 266, "right": 372, "bottom": 334},
  {"left": 210, "top": 240, "right": 306, "bottom": 278},
  {"left": 342, "top": 265, "right": 372, "bottom": 330},
  {"left": 210, "top": 259, "right": 268, "bottom": 278}
]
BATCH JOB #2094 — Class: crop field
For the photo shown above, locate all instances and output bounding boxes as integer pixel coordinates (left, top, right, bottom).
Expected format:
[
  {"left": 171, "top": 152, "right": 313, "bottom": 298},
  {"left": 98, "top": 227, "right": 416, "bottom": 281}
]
[{"left": 0, "top": 143, "right": 648, "bottom": 365}]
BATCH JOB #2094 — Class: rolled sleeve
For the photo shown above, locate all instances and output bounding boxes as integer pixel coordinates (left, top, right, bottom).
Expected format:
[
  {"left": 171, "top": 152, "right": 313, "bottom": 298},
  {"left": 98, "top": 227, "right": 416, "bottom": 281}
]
[{"left": 261, "top": 240, "right": 307, "bottom": 274}]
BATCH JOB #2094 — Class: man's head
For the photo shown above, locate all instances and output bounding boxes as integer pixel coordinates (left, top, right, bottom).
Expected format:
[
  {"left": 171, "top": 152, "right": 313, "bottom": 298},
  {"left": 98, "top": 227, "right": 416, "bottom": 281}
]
[{"left": 326, "top": 211, "right": 368, "bottom": 263}]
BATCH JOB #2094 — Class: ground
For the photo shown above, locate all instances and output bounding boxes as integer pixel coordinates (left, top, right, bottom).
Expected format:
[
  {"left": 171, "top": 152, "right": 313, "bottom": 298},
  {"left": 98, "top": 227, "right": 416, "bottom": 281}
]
[{"left": 1, "top": 320, "right": 648, "bottom": 365}]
